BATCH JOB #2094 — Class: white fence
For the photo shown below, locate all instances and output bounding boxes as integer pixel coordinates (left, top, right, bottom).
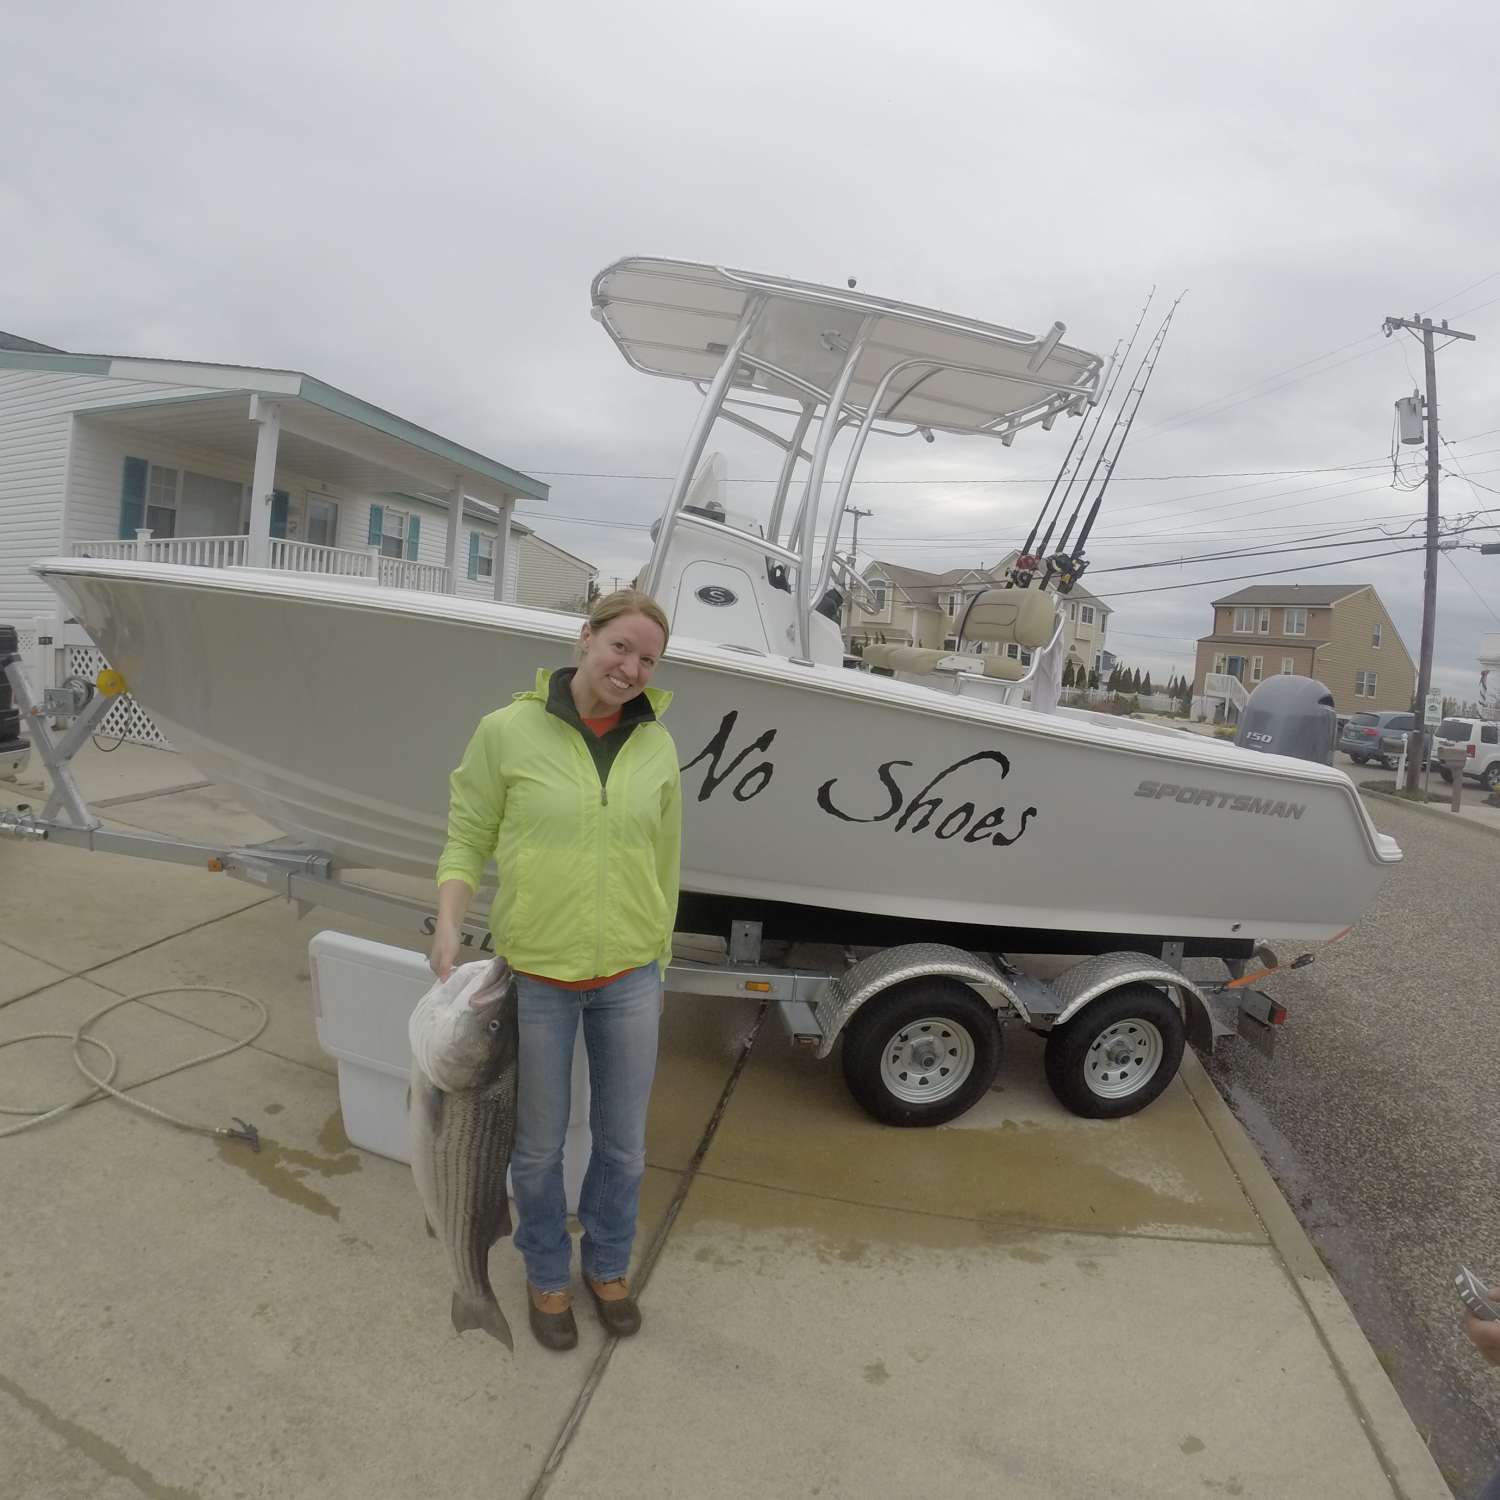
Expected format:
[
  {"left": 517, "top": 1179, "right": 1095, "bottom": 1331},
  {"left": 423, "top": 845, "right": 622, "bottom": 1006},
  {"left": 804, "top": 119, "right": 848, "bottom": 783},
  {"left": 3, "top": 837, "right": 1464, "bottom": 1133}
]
[
  {"left": 69, "top": 534, "right": 450, "bottom": 594},
  {"left": 65, "top": 645, "right": 173, "bottom": 749}
]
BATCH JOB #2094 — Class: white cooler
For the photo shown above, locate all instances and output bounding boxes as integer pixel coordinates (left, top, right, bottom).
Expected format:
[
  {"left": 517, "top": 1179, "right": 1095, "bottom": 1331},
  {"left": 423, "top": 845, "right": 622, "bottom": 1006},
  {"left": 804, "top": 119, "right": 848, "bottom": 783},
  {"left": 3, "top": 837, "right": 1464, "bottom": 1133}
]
[{"left": 308, "top": 932, "right": 592, "bottom": 1213}]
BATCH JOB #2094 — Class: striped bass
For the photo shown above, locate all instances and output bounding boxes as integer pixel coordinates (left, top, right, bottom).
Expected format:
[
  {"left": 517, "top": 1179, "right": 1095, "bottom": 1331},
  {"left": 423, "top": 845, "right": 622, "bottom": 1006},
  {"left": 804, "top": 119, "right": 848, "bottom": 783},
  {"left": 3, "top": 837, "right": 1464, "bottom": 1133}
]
[{"left": 408, "top": 958, "right": 519, "bottom": 1351}]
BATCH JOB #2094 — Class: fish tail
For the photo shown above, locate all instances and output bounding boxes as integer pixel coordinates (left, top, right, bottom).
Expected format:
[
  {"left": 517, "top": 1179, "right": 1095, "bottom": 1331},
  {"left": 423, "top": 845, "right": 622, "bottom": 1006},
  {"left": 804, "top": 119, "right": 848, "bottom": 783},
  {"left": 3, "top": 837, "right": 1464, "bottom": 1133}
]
[{"left": 451, "top": 1291, "right": 514, "bottom": 1352}]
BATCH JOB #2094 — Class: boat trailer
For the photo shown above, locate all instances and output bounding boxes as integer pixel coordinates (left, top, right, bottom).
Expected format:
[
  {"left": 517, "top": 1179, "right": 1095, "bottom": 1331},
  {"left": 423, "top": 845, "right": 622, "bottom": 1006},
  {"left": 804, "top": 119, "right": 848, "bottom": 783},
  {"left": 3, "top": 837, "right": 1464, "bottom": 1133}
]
[{"left": 1, "top": 654, "right": 1294, "bottom": 1127}]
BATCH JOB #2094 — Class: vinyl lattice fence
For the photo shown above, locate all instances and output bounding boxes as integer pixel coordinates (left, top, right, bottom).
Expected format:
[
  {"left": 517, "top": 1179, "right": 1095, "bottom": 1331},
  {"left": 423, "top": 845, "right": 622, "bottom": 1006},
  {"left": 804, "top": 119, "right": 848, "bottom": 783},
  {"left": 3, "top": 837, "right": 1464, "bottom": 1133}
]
[{"left": 64, "top": 646, "right": 173, "bottom": 749}]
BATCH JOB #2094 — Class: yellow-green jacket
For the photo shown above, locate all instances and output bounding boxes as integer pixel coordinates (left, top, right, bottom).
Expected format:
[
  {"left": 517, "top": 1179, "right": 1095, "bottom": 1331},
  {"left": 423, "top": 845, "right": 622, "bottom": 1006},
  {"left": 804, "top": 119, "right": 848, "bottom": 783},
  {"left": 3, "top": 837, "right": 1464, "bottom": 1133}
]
[{"left": 436, "top": 668, "right": 681, "bottom": 981}]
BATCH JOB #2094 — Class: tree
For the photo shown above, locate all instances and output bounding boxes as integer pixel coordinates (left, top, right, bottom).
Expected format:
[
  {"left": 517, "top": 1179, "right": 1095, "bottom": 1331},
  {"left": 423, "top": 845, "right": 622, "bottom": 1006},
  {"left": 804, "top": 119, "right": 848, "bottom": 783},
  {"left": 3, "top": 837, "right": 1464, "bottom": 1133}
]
[
  {"left": 1142, "top": 671, "right": 1154, "bottom": 696},
  {"left": 1107, "top": 666, "right": 1121, "bottom": 692},
  {"left": 1062, "top": 661, "right": 1076, "bottom": 688},
  {"left": 1088, "top": 668, "right": 1100, "bottom": 690}
]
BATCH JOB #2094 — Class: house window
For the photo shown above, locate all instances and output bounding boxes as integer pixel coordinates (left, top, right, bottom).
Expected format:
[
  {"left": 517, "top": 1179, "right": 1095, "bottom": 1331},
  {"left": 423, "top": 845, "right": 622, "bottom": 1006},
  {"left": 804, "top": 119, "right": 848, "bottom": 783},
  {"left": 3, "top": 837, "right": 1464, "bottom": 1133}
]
[
  {"left": 474, "top": 533, "right": 495, "bottom": 578},
  {"left": 946, "top": 593, "right": 960, "bottom": 616},
  {"left": 1258, "top": 609, "right": 1270, "bottom": 633},
  {"left": 1213, "top": 653, "right": 1227, "bottom": 675},
  {"left": 1078, "top": 604, "right": 1095, "bottom": 626},
  {"left": 146, "top": 465, "right": 180, "bottom": 538},
  {"left": 1372, "top": 622, "right": 1382, "bottom": 648},
  {"left": 1284, "top": 608, "right": 1307, "bottom": 636},
  {"left": 1251, "top": 656, "right": 1264, "bottom": 682},
  {"left": 1006, "top": 643, "right": 1021, "bottom": 660},
  {"left": 871, "top": 583, "right": 887, "bottom": 612},
  {"left": 379, "top": 507, "right": 408, "bottom": 560},
  {"left": 1355, "top": 670, "right": 1378, "bottom": 697},
  {"left": 1020, "top": 648, "right": 1033, "bottom": 667},
  {"left": 1281, "top": 657, "right": 1295, "bottom": 674},
  {"left": 1232, "top": 607, "right": 1256, "bottom": 633},
  {"left": 1068, "top": 602, "right": 1078, "bottom": 621}
]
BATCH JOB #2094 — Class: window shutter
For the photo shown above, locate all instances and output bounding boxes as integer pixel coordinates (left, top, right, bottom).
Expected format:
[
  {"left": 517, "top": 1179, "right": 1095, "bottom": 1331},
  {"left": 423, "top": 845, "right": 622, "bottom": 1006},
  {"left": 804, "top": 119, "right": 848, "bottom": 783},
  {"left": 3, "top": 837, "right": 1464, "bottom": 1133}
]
[
  {"left": 119, "top": 457, "right": 148, "bottom": 539},
  {"left": 270, "top": 489, "right": 290, "bottom": 540},
  {"left": 467, "top": 530, "right": 480, "bottom": 580},
  {"left": 367, "top": 505, "right": 384, "bottom": 546},
  {"left": 406, "top": 515, "right": 421, "bottom": 560}
]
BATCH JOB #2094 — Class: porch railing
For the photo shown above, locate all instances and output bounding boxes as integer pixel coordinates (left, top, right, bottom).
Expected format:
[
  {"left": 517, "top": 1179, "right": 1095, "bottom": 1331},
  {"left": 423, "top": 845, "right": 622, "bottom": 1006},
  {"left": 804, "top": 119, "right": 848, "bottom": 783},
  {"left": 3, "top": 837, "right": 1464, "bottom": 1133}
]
[
  {"left": 69, "top": 533, "right": 451, "bottom": 595},
  {"left": 378, "top": 556, "right": 452, "bottom": 593},
  {"left": 72, "top": 535, "right": 249, "bottom": 569},
  {"left": 268, "top": 538, "right": 373, "bottom": 577}
]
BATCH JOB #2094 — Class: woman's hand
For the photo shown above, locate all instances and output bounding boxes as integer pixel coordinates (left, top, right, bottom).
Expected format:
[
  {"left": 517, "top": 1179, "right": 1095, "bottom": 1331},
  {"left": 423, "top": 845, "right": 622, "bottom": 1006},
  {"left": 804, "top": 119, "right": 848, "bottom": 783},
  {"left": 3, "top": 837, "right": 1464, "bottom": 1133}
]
[
  {"left": 428, "top": 918, "right": 462, "bottom": 980},
  {"left": 1463, "top": 1289, "right": 1500, "bottom": 1367},
  {"left": 430, "top": 879, "right": 477, "bottom": 980}
]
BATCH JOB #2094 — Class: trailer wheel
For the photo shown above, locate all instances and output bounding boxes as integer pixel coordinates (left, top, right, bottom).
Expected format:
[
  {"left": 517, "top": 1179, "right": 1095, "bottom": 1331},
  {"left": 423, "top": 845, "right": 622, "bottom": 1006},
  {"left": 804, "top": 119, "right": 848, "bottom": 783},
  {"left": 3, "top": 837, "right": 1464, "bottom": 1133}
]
[
  {"left": 1043, "top": 985, "right": 1184, "bottom": 1120},
  {"left": 840, "top": 978, "right": 1001, "bottom": 1127},
  {"left": 1439, "top": 767, "right": 1454, "bottom": 784}
]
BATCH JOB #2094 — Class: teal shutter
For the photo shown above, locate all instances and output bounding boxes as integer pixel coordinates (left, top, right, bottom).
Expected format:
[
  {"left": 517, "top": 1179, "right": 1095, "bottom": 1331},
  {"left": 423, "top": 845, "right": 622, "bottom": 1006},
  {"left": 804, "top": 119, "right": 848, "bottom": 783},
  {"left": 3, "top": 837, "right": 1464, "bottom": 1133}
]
[
  {"left": 119, "top": 457, "right": 148, "bottom": 539},
  {"left": 270, "top": 489, "right": 289, "bottom": 540},
  {"left": 467, "top": 531, "right": 480, "bottom": 580},
  {"left": 405, "top": 514, "right": 421, "bottom": 560},
  {"left": 367, "top": 505, "right": 384, "bottom": 546}
]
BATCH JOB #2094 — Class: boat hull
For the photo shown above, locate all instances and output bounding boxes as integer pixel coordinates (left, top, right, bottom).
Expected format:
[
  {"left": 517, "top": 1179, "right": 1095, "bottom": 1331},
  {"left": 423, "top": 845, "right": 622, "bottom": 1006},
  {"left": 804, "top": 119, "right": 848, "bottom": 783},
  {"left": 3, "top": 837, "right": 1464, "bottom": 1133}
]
[{"left": 36, "top": 561, "right": 1400, "bottom": 947}]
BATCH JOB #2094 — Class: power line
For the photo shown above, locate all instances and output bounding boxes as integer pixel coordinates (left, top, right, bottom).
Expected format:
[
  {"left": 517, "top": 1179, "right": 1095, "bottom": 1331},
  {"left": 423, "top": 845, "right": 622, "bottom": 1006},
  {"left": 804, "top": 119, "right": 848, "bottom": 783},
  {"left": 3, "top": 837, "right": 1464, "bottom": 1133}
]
[
  {"left": 1441, "top": 549, "right": 1500, "bottom": 626},
  {"left": 1089, "top": 545, "right": 1427, "bottom": 601}
]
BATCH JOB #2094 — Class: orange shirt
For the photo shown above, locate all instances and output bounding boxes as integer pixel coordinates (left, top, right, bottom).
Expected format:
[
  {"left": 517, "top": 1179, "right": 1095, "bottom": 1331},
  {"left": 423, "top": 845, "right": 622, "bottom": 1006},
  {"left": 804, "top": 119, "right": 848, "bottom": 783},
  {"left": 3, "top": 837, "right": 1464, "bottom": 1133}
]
[{"left": 519, "top": 705, "right": 628, "bottom": 989}]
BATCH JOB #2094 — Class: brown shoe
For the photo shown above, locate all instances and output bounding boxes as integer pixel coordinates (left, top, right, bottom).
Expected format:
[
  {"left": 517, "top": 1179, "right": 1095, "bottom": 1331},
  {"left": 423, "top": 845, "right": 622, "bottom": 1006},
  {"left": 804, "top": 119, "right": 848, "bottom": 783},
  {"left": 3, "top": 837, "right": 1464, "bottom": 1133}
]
[
  {"left": 585, "top": 1276, "right": 642, "bottom": 1337},
  {"left": 527, "top": 1284, "right": 578, "bottom": 1351}
]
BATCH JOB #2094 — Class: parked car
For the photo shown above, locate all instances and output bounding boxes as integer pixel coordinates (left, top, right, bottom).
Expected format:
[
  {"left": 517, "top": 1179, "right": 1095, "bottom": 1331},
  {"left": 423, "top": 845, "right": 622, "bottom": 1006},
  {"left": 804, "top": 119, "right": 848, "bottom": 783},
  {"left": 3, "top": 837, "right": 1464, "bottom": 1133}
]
[
  {"left": 1432, "top": 716, "right": 1500, "bottom": 790},
  {"left": 1340, "top": 710, "right": 1417, "bottom": 768}
]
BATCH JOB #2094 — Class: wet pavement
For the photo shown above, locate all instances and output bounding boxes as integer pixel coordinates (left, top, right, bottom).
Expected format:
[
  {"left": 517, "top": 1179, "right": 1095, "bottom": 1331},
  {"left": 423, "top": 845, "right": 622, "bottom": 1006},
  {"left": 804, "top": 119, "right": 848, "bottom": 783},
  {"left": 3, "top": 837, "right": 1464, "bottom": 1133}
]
[{"left": 1205, "top": 790, "right": 1500, "bottom": 1499}]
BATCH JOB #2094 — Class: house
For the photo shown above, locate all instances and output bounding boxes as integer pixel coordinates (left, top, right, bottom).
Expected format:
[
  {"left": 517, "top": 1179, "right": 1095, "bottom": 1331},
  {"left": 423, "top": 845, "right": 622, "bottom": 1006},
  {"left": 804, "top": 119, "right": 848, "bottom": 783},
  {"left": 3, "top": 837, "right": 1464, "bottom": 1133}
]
[
  {"left": 850, "top": 550, "right": 1112, "bottom": 674},
  {"left": 1192, "top": 584, "right": 1415, "bottom": 713},
  {"left": 0, "top": 333, "right": 601, "bottom": 624}
]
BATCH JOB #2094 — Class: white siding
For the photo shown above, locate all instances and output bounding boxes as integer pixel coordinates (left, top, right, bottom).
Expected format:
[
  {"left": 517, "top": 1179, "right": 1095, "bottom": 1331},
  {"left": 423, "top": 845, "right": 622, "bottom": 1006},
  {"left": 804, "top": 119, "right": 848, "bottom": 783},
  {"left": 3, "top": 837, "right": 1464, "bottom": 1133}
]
[
  {"left": 515, "top": 533, "right": 593, "bottom": 611},
  {"left": 454, "top": 519, "right": 523, "bottom": 604},
  {"left": 0, "top": 371, "right": 209, "bottom": 623}
]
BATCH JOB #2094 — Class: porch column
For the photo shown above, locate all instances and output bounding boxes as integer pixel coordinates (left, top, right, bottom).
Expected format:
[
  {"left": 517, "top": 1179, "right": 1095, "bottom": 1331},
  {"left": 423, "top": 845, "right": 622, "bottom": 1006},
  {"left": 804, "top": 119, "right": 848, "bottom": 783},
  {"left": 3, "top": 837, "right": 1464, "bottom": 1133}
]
[
  {"left": 444, "top": 480, "right": 464, "bottom": 595},
  {"left": 246, "top": 399, "right": 281, "bottom": 568},
  {"left": 493, "top": 497, "right": 514, "bottom": 603}
]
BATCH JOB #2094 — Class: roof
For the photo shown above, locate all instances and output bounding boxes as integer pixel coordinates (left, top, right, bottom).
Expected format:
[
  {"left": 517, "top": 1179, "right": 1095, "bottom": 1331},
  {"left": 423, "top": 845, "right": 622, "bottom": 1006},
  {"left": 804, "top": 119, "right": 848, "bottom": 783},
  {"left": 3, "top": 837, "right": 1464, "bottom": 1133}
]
[
  {"left": 1212, "top": 584, "right": 1370, "bottom": 607},
  {"left": 1, "top": 330, "right": 66, "bottom": 353},
  {"left": 0, "top": 347, "right": 548, "bottom": 505},
  {"left": 591, "top": 257, "right": 1104, "bottom": 441}
]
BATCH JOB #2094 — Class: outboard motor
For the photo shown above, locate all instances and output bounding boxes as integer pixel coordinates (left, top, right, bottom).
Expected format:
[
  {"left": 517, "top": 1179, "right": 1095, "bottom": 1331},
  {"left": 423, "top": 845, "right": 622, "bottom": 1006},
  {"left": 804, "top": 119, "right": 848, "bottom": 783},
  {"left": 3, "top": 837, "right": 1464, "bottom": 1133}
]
[{"left": 1233, "top": 675, "right": 1337, "bottom": 765}]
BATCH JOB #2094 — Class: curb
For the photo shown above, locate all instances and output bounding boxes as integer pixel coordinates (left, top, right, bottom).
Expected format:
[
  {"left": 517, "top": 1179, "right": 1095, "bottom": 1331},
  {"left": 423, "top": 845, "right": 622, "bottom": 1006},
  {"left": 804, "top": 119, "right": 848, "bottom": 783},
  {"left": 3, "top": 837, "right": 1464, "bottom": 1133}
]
[
  {"left": 1359, "top": 783, "right": 1500, "bottom": 842},
  {"left": 1179, "top": 1049, "right": 1453, "bottom": 1500}
]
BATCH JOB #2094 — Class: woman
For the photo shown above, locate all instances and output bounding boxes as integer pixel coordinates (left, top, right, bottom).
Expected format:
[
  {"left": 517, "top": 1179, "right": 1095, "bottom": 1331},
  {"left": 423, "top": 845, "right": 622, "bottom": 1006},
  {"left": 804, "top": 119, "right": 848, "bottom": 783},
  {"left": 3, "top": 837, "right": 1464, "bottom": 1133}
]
[{"left": 429, "top": 589, "right": 680, "bottom": 1352}]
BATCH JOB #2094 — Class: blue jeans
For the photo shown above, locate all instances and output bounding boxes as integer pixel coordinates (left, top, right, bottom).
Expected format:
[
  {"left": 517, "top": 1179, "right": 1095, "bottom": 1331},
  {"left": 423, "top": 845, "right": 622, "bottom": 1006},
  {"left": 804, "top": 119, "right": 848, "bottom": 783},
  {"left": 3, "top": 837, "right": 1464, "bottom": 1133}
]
[{"left": 511, "top": 964, "right": 661, "bottom": 1293}]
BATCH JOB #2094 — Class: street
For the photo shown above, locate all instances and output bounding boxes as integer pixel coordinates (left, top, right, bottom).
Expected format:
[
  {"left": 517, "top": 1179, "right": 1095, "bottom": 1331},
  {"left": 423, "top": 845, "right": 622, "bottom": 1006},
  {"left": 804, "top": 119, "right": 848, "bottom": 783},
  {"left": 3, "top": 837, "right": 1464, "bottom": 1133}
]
[{"left": 1204, "top": 791, "right": 1500, "bottom": 1498}]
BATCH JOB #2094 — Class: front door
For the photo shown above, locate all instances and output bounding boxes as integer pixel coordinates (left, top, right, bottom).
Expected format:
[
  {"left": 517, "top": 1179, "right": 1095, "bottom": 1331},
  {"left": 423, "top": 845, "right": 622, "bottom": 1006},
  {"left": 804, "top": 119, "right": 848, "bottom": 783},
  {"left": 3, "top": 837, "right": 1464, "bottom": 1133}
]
[
  {"left": 306, "top": 495, "right": 339, "bottom": 548},
  {"left": 1226, "top": 654, "right": 1246, "bottom": 681}
]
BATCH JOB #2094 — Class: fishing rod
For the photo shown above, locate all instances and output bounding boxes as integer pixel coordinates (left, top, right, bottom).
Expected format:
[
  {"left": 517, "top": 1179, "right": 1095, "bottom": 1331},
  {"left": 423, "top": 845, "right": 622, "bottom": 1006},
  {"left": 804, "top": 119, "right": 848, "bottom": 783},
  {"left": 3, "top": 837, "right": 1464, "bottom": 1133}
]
[
  {"left": 1009, "top": 287, "right": 1155, "bottom": 589},
  {"left": 1045, "top": 292, "right": 1186, "bottom": 595}
]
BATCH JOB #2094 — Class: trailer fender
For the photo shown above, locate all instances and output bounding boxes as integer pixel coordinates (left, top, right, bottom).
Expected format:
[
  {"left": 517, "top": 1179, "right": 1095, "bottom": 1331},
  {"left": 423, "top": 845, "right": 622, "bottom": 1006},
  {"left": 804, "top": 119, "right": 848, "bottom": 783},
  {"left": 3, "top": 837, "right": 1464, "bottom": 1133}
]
[
  {"left": 813, "top": 943, "right": 1021, "bottom": 1061},
  {"left": 1047, "top": 952, "right": 1214, "bottom": 1053}
]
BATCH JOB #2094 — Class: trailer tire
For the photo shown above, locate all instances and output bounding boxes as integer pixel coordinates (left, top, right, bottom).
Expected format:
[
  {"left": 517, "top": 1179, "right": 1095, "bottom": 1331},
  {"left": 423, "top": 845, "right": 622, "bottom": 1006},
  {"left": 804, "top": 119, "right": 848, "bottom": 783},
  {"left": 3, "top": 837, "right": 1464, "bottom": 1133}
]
[
  {"left": 840, "top": 978, "right": 1001, "bottom": 1128},
  {"left": 1439, "top": 767, "right": 1454, "bottom": 784},
  {"left": 1043, "top": 984, "right": 1184, "bottom": 1120}
]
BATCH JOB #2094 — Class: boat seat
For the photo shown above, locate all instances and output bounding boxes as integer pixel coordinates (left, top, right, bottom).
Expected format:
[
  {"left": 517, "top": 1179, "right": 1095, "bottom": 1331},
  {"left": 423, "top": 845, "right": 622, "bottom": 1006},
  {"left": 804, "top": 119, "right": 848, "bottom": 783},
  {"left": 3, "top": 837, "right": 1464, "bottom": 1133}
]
[
  {"left": 961, "top": 587, "right": 1057, "bottom": 650},
  {"left": 885, "top": 646, "right": 951, "bottom": 674},
  {"left": 981, "top": 655, "right": 1025, "bottom": 681}
]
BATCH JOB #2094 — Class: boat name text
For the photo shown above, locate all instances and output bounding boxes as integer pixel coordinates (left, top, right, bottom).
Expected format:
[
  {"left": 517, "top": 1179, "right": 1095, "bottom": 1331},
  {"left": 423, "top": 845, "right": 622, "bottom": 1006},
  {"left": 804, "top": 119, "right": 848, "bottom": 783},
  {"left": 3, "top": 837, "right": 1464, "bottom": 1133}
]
[
  {"left": 682, "top": 710, "right": 1038, "bottom": 848},
  {"left": 1134, "top": 780, "right": 1306, "bottom": 819}
]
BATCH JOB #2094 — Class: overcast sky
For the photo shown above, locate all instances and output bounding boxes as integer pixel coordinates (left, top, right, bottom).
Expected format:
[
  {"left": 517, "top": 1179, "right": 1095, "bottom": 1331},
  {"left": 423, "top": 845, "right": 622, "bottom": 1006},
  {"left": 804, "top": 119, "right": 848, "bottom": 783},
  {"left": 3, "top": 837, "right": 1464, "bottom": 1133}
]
[{"left": 5, "top": 0, "right": 1498, "bottom": 697}]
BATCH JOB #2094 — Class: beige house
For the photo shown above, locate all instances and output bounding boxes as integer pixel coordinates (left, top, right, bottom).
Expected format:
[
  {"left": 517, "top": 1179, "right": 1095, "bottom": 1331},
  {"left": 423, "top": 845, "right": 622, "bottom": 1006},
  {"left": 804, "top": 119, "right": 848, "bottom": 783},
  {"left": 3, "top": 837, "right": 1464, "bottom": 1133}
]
[
  {"left": 1192, "top": 584, "right": 1415, "bottom": 713},
  {"left": 850, "top": 551, "right": 1111, "bottom": 674}
]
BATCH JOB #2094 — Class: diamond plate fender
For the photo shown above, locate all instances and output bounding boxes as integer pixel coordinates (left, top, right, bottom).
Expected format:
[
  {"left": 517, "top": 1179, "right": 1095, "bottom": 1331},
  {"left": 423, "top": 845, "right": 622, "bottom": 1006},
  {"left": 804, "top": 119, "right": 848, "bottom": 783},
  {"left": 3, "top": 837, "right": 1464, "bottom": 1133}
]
[
  {"left": 1046, "top": 951, "right": 1213, "bottom": 1052},
  {"left": 812, "top": 943, "right": 1021, "bottom": 1061}
]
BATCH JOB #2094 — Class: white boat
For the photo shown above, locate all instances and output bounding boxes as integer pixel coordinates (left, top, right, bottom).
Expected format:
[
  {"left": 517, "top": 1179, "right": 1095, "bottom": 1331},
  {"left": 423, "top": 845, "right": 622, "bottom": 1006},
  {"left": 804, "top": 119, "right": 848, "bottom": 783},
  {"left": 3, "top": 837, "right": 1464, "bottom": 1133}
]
[{"left": 33, "top": 258, "right": 1400, "bottom": 958}]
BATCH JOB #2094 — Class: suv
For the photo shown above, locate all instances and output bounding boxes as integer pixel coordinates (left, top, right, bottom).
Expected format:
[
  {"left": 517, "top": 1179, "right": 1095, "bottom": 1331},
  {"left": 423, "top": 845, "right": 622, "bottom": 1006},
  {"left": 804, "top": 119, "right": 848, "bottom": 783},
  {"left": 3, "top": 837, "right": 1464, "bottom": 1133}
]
[
  {"left": 1340, "top": 710, "right": 1417, "bottom": 768},
  {"left": 1433, "top": 717, "right": 1500, "bottom": 791}
]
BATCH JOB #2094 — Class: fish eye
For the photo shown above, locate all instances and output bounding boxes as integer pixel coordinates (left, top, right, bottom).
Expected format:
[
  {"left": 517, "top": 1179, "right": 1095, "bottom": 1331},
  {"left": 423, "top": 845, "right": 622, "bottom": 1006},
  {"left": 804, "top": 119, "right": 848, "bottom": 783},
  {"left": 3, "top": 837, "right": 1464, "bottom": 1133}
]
[{"left": 487, "top": 1017, "right": 501, "bottom": 1032}]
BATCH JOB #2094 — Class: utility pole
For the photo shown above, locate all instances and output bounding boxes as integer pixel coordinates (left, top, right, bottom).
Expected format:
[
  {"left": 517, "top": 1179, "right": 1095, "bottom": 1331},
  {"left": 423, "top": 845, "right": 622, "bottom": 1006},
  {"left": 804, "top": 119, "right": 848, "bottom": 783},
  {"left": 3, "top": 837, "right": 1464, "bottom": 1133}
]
[
  {"left": 843, "top": 506, "right": 873, "bottom": 642},
  {"left": 1382, "top": 313, "right": 1476, "bottom": 791}
]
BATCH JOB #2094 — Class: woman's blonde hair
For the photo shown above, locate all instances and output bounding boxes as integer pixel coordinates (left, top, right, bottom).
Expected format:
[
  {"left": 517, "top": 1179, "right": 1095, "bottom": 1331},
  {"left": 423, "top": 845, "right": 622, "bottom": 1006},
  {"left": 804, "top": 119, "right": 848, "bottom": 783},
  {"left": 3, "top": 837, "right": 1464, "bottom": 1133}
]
[{"left": 578, "top": 589, "right": 670, "bottom": 656}]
